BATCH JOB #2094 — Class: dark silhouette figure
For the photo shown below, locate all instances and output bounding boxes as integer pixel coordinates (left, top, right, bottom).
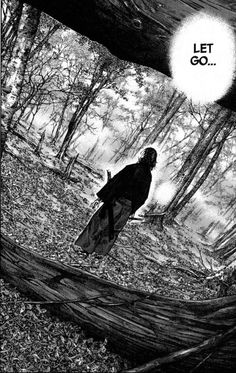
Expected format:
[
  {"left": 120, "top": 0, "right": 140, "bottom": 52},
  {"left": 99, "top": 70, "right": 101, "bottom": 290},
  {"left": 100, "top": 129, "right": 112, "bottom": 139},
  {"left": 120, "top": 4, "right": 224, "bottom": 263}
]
[{"left": 74, "top": 147, "right": 157, "bottom": 255}]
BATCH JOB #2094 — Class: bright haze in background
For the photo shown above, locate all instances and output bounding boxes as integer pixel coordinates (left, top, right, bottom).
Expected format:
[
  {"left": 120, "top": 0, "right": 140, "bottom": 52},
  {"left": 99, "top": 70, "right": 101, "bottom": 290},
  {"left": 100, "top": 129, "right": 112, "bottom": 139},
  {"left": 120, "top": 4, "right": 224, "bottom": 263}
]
[
  {"left": 169, "top": 12, "right": 236, "bottom": 104},
  {"left": 154, "top": 181, "right": 176, "bottom": 205}
]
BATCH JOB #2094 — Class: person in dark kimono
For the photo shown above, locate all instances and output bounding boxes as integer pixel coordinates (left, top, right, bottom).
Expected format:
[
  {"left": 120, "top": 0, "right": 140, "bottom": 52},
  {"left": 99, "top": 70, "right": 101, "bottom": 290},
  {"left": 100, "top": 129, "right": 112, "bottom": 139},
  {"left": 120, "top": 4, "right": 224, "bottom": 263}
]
[{"left": 74, "top": 147, "right": 157, "bottom": 256}]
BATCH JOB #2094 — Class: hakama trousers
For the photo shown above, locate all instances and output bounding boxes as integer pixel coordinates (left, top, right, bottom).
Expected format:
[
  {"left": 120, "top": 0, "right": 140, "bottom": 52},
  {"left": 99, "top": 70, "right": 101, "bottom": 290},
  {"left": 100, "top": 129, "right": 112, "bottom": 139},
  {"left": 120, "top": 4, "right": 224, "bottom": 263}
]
[{"left": 74, "top": 197, "right": 132, "bottom": 255}]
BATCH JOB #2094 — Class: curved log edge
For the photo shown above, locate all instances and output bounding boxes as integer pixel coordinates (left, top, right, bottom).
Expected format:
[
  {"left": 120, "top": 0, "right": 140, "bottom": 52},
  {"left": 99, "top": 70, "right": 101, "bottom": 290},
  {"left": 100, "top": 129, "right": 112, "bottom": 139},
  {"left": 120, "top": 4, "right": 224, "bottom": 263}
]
[
  {"left": 123, "top": 325, "right": 236, "bottom": 373},
  {"left": 1, "top": 234, "right": 236, "bottom": 371},
  {"left": 23, "top": 0, "right": 236, "bottom": 112}
]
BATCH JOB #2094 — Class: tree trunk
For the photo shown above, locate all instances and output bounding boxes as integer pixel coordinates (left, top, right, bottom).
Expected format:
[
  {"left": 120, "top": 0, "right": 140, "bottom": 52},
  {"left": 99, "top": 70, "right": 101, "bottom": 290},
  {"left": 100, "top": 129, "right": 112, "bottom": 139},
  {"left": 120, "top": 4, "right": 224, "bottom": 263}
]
[
  {"left": 202, "top": 222, "right": 215, "bottom": 237},
  {"left": 0, "top": 126, "right": 8, "bottom": 159},
  {"left": 26, "top": 98, "right": 43, "bottom": 131},
  {"left": 64, "top": 153, "right": 79, "bottom": 179},
  {"left": 167, "top": 122, "right": 234, "bottom": 221},
  {"left": 34, "top": 130, "right": 46, "bottom": 156},
  {"left": 214, "top": 238, "right": 236, "bottom": 262},
  {"left": 23, "top": 105, "right": 35, "bottom": 123},
  {"left": 23, "top": 0, "right": 236, "bottom": 112},
  {"left": 51, "top": 98, "right": 71, "bottom": 145},
  {"left": 3, "top": 4, "right": 41, "bottom": 128},
  {"left": 223, "top": 199, "right": 235, "bottom": 219},
  {"left": 208, "top": 221, "right": 221, "bottom": 236},
  {"left": 123, "top": 326, "right": 236, "bottom": 373},
  {"left": 144, "top": 93, "right": 186, "bottom": 145},
  {"left": 29, "top": 22, "right": 60, "bottom": 59},
  {"left": 213, "top": 223, "right": 236, "bottom": 262},
  {"left": 1, "top": 233, "right": 236, "bottom": 372},
  {"left": 160, "top": 110, "right": 232, "bottom": 225},
  {"left": 1, "top": 0, "right": 23, "bottom": 82},
  {"left": 174, "top": 108, "right": 224, "bottom": 183},
  {"left": 56, "top": 109, "right": 79, "bottom": 160},
  {"left": 52, "top": 69, "right": 81, "bottom": 145},
  {"left": 114, "top": 123, "right": 148, "bottom": 162},
  {"left": 56, "top": 76, "right": 108, "bottom": 160},
  {"left": 214, "top": 223, "right": 236, "bottom": 249}
]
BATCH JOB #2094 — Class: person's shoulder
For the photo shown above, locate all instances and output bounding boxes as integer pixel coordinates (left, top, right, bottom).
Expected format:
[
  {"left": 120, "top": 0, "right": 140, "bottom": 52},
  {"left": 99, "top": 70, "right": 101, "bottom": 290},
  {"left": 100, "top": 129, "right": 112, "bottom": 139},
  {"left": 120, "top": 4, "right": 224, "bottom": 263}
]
[
  {"left": 123, "top": 163, "right": 136, "bottom": 170},
  {"left": 117, "top": 164, "right": 136, "bottom": 175},
  {"left": 124, "top": 163, "right": 151, "bottom": 175},
  {"left": 121, "top": 163, "right": 139, "bottom": 175}
]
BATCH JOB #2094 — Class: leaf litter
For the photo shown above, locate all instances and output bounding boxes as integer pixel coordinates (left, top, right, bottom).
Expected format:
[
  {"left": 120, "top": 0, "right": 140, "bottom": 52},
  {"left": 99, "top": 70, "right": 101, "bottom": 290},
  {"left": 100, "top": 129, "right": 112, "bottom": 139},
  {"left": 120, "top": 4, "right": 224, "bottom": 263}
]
[{"left": 1, "top": 133, "right": 235, "bottom": 372}]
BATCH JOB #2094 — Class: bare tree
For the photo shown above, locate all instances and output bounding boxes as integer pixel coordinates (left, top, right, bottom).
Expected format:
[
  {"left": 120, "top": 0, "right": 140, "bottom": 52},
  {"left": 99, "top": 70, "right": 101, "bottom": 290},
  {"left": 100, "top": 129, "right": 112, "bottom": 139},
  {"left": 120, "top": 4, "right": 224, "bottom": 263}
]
[
  {"left": 56, "top": 48, "right": 130, "bottom": 160},
  {"left": 1, "top": 0, "right": 23, "bottom": 84},
  {"left": 149, "top": 110, "right": 235, "bottom": 228},
  {"left": 2, "top": 4, "right": 41, "bottom": 129}
]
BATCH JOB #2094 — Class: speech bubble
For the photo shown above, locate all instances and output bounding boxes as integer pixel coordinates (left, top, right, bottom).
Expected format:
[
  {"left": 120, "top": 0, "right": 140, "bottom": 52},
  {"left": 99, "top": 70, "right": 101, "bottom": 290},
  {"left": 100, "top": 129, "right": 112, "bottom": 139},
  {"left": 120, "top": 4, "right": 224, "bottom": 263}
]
[{"left": 169, "top": 12, "right": 236, "bottom": 104}]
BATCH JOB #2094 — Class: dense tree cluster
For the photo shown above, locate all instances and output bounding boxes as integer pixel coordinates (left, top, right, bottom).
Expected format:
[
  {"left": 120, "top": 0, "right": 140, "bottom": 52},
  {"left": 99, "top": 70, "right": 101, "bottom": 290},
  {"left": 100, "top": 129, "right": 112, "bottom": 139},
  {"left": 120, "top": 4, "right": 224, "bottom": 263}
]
[{"left": 1, "top": 1, "right": 235, "bottom": 254}]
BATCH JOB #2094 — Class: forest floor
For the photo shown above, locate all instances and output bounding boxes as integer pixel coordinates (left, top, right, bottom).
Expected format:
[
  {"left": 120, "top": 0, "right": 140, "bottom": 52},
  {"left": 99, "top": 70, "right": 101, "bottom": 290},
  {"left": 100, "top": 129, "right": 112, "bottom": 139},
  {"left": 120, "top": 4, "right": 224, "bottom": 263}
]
[{"left": 0, "top": 128, "right": 231, "bottom": 372}]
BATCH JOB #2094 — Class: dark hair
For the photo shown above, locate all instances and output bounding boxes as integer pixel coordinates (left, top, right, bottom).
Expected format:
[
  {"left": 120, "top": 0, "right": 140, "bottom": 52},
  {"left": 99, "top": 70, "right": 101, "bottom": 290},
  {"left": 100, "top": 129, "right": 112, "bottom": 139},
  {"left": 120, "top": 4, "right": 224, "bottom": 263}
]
[{"left": 138, "top": 147, "right": 157, "bottom": 170}]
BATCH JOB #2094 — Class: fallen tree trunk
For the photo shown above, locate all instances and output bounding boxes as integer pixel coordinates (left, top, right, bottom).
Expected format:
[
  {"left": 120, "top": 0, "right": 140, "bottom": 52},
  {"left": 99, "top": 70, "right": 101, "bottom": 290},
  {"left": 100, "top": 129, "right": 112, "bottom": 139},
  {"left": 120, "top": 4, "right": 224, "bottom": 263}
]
[
  {"left": 23, "top": 0, "right": 236, "bottom": 112},
  {"left": 1, "top": 234, "right": 236, "bottom": 372},
  {"left": 123, "top": 325, "right": 236, "bottom": 373}
]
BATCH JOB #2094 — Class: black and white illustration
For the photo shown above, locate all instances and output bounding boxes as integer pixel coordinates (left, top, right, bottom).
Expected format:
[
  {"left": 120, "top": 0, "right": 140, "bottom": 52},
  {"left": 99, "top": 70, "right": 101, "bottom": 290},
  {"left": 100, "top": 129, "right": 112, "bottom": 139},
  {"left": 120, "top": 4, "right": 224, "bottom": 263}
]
[{"left": 1, "top": 1, "right": 236, "bottom": 372}]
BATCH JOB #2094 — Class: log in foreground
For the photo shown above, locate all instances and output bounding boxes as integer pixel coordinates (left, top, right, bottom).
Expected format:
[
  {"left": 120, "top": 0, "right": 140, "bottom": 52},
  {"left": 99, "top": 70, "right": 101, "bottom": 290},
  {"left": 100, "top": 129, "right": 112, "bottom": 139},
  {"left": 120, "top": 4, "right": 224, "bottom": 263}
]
[
  {"left": 23, "top": 0, "right": 236, "bottom": 112},
  {"left": 1, "top": 234, "right": 236, "bottom": 372},
  {"left": 123, "top": 325, "right": 236, "bottom": 373}
]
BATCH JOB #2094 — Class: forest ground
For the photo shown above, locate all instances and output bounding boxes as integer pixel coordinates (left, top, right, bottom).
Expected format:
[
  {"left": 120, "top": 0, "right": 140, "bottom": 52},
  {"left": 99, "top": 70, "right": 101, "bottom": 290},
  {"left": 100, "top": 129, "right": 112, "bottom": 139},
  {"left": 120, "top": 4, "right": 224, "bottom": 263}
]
[{"left": 0, "top": 126, "right": 229, "bottom": 373}]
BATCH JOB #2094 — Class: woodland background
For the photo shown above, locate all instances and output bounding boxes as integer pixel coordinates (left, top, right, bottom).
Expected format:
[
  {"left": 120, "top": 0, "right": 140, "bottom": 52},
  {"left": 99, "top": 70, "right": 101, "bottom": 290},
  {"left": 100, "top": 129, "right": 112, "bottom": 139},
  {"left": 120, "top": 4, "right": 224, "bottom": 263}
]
[{"left": 1, "top": 1, "right": 236, "bottom": 372}]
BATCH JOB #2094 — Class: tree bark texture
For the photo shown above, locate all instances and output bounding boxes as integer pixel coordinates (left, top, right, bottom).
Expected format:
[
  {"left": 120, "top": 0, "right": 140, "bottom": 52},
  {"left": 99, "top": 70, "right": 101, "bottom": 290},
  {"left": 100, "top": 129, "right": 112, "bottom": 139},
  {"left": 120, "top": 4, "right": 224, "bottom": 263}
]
[
  {"left": 1, "top": 0, "right": 23, "bottom": 71},
  {"left": 161, "top": 110, "right": 233, "bottom": 223},
  {"left": 123, "top": 325, "right": 236, "bottom": 373},
  {"left": 64, "top": 153, "right": 80, "bottom": 179},
  {"left": 52, "top": 69, "right": 82, "bottom": 144},
  {"left": 114, "top": 110, "right": 154, "bottom": 162},
  {"left": 3, "top": 3, "right": 41, "bottom": 128},
  {"left": 168, "top": 120, "right": 235, "bottom": 220},
  {"left": 214, "top": 224, "right": 236, "bottom": 249},
  {"left": 173, "top": 108, "right": 226, "bottom": 183},
  {"left": 1, "top": 234, "right": 236, "bottom": 371},
  {"left": 23, "top": 0, "right": 236, "bottom": 113},
  {"left": 34, "top": 130, "right": 46, "bottom": 155},
  {"left": 214, "top": 224, "right": 236, "bottom": 262},
  {"left": 144, "top": 93, "right": 186, "bottom": 145},
  {"left": 216, "top": 239, "right": 236, "bottom": 263},
  {"left": 29, "top": 22, "right": 60, "bottom": 59},
  {"left": 56, "top": 75, "right": 109, "bottom": 159}
]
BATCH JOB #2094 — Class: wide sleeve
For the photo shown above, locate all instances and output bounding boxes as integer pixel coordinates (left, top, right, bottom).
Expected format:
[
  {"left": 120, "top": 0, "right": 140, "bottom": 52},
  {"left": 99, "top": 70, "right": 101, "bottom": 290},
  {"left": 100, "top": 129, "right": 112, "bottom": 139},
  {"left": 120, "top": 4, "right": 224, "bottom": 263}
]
[
  {"left": 130, "top": 167, "right": 152, "bottom": 213},
  {"left": 97, "top": 165, "right": 133, "bottom": 203}
]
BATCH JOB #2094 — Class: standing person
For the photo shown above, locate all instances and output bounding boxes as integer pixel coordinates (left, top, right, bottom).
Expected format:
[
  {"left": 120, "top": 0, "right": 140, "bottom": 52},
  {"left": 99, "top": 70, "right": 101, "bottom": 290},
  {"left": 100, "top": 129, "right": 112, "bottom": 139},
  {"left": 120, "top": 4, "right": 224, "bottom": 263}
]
[{"left": 74, "top": 147, "right": 157, "bottom": 256}]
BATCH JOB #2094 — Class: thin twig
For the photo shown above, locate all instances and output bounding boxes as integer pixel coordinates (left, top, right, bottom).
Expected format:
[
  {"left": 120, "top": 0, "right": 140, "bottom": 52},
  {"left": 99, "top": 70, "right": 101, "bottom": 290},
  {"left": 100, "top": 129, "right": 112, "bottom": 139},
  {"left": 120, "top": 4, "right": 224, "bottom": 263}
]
[
  {"left": 135, "top": 244, "right": 163, "bottom": 266},
  {"left": 189, "top": 352, "right": 214, "bottom": 373}
]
